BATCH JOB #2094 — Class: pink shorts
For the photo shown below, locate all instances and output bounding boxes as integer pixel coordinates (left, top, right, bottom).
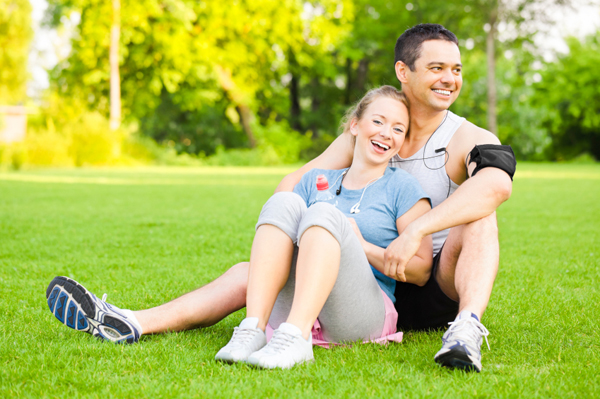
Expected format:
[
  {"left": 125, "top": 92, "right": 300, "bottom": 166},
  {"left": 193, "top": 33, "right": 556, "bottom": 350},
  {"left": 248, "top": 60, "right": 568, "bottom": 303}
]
[{"left": 267, "top": 289, "right": 403, "bottom": 348}]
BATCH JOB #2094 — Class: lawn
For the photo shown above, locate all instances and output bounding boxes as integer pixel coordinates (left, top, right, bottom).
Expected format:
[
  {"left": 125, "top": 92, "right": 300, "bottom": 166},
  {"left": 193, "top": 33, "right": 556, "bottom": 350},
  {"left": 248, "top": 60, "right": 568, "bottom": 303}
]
[{"left": 1, "top": 163, "right": 599, "bottom": 398}]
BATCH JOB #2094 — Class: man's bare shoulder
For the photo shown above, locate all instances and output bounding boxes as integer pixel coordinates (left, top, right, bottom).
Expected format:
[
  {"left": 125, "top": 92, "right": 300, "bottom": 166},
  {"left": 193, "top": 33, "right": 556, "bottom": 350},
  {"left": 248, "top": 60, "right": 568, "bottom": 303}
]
[
  {"left": 454, "top": 119, "right": 501, "bottom": 147},
  {"left": 448, "top": 119, "right": 501, "bottom": 159}
]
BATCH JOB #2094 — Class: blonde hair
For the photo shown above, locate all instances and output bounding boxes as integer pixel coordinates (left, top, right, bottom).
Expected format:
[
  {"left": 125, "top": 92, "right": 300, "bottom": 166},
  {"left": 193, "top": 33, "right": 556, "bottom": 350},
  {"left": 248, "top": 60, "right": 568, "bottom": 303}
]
[{"left": 340, "top": 85, "right": 410, "bottom": 142}]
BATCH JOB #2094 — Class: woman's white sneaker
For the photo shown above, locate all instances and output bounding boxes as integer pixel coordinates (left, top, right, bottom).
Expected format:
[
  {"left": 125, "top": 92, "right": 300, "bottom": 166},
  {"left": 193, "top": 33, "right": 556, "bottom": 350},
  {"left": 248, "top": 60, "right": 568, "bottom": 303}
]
[
  {"left": 247, "top": 323, "right": 314, "bottom": 369},
  {"left": 215, "top": 317, "right": 267, "bottom": 363}
]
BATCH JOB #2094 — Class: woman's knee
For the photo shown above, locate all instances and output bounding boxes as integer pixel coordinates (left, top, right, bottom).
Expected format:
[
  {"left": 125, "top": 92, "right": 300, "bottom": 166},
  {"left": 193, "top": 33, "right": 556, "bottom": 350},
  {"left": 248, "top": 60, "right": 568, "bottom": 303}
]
[
  {"left": 298, "top": 202, "right": 347, "bottom": 244},
  {"left": 256, "top": 192, "right": 306, "bottom": 241}
]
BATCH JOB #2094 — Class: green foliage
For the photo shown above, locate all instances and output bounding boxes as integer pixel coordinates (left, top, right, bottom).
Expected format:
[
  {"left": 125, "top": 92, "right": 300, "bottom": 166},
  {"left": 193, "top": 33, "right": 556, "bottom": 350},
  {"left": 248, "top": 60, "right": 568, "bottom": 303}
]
[
  {"left": 46, "top": 0, "right": 354, "bottom": 158},
  {"left": 0, "top": 0, "right": 33, "bottom": 104},
  {"left": 202, "top": 120, "right": 311, "bottom": 166},
  {"left": 451, "top": 46, "right": 551, "bottom": 160},
  {"left": 35, "top": 0, "right": 600, "bottom": 163},
  {"left": 139, "top": 90, "right": 247, "bottom": 157},
  {"left": 1, "top": 164, "right": 600, "bottom": 396},
  {"left": 0, "top": 101, "right": 205, "bottom": 169},
  {"left": 533, "top": 34, "right": 600, "bottom": 161}
]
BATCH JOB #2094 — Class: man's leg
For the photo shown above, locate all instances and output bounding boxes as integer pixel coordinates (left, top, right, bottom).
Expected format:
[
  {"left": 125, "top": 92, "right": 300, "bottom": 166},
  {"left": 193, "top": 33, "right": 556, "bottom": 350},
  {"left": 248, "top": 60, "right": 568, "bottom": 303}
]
[
  {"left": 134, "top": 262, "right": 249, "bottom": 334},
  {"left": 436, "top": 212, "right": 499, "bottom": 318},
  {"left": 46, "top": 262, "right": 250, "bottom": 343},
  {"left": 433, "top": 212, "right": 499, "bottom": 372}
]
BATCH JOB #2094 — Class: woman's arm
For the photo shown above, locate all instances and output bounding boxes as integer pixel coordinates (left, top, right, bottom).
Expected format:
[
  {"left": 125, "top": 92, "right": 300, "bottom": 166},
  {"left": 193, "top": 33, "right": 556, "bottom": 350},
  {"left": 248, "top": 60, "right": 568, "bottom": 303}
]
[
  {"left": 275, "top": 132, "right": 355, "bottom": 193},
  {"left": 348, "top": 198, "right": 433, "bottom": 286}
]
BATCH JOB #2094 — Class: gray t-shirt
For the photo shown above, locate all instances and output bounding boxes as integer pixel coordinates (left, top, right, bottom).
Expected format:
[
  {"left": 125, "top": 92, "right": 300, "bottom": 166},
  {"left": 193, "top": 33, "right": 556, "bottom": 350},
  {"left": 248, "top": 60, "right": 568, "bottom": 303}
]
[{"left": 293, "top": 167, "right": 430, "bottom": 302}]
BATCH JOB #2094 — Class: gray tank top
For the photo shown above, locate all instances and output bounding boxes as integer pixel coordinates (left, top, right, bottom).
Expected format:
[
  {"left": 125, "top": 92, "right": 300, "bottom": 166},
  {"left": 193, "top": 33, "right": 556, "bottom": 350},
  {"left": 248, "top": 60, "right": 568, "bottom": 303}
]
[{"left": 388, "top": 110, "right": 465, "bottom": 256}]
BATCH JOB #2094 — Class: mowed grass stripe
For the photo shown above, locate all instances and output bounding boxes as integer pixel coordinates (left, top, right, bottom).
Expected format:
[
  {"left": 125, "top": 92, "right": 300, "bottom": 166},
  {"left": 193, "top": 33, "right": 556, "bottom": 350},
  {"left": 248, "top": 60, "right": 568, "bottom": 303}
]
[{"left": 0, "top": 163, "right": 599, "bottom": 398}]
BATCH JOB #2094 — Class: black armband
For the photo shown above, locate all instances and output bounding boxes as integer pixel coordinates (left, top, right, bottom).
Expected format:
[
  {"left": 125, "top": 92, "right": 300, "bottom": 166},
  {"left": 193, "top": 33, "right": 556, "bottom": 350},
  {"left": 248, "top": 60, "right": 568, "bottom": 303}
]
[{"left": 468, "top": 144, "right": 517, "bottom": 180}]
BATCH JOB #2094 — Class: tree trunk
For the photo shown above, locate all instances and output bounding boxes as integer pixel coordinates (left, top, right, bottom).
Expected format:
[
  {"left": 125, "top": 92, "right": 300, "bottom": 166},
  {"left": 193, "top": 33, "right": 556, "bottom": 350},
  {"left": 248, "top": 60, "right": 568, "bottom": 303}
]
[
  {"left": 290, "top": 72, "right": 301, "bottom": 131},
  {"left": 236, "top": 105, "right": 256, "bottom": 147},
  {"left": 288, "top": 50, "right": 301, "bottom": 132},
  {"left": 344, "top": 57, "right": 352, "bottom": 105},
  {"left": 310, "top": 77, "right": 320, "bottom": 134},
  {"left": 109, "top": 0, "right": 121, "bottom": 131},
  {"left": 356, "top": 58, "right": 369, "bottom": 94},
  {"left": 486, "top": 9, "right": 498, "bottom": 136},
  {"left": 214, "top": 65, "right": 256, "bottom": 147}
]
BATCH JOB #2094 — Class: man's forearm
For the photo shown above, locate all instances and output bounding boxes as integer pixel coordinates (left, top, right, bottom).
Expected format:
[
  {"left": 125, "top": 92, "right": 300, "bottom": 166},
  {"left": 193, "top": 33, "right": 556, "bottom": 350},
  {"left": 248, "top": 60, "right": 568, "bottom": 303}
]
[
  {"left": 274, "top": 133, "right": 355, "bottom": 193},
  {"left": 410, "top": 168, "right": 512, "bottom": 238}
]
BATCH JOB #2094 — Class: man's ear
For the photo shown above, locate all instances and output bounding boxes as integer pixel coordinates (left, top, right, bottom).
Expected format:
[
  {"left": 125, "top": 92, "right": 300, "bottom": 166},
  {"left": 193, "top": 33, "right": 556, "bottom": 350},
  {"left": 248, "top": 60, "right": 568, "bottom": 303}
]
[{"left": 395, "top": 61, "right": 409, "bottom": 84}]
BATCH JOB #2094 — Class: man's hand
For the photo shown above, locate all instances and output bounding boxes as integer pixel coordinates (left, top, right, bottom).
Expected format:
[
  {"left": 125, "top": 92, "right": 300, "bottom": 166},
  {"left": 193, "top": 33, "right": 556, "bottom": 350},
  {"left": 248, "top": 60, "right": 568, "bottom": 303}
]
[{"left": 384, "top": 227, "right": 423, "bottom": 282}]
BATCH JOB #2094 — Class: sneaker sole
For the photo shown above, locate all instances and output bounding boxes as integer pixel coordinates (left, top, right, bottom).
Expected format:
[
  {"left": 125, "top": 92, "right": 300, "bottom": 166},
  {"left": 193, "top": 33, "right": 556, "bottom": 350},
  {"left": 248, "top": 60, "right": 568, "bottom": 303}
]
[
  {"left": 46, "top": 276, "right": 136, "bottom": 344},
  {"left": 435, "top": 349, "right": 481, "bottom": 373},
  {"left": 248, "top": 355, "right": 315, "bottom": 369}
]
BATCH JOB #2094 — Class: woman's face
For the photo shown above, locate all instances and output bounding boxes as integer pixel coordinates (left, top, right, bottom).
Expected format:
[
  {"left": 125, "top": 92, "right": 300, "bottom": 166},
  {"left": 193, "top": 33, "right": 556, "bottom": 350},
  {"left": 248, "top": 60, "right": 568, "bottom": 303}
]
[{"left": 350, "top": 96, "right": 409, "bottom": 166}]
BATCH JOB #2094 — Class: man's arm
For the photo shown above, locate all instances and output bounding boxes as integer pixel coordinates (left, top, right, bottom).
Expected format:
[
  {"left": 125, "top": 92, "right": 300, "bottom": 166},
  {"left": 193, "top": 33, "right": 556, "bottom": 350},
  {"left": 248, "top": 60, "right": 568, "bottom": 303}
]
[
  {"left": 348, "top": 199, "right": 433, "bottom": 286},
  {"left": 384, "top": 124, "right": 513, "bottom": 271},
  {"left": 275, "top": 132, "right": 355, "bottom": 192}
]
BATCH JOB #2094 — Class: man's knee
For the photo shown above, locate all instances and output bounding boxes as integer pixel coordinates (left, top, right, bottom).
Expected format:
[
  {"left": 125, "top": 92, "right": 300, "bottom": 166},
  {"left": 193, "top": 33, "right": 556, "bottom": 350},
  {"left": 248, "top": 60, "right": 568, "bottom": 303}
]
[
  {"left": 464, "top": 213, "right": 498, "bottom": 242},
  {"left": 223, "top": 262, "right": 249, "bottom": 296},
  {"left": 441, "top": 214, "right": 499, "bottom": 267}
]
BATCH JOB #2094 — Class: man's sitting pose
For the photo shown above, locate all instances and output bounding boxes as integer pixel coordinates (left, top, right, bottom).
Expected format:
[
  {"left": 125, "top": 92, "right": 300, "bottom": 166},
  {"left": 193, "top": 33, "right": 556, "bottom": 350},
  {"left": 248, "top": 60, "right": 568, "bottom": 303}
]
[{"left": 46, "top": 23, "right": 515, "bottom": 373}]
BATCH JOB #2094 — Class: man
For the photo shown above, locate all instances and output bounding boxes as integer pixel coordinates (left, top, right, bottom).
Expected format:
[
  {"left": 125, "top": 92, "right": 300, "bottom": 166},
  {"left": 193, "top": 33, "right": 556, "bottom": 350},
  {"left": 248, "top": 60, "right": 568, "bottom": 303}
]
[{"left": 46, "top": 24, "right": 514, "bottom": 373}]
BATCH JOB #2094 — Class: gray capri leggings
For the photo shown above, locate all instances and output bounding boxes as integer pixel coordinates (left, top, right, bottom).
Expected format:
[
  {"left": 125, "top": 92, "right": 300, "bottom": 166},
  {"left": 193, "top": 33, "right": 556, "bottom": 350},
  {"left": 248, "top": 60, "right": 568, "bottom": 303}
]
[{"left": 255, "top": 192, "right": 386, "bottom": 343}]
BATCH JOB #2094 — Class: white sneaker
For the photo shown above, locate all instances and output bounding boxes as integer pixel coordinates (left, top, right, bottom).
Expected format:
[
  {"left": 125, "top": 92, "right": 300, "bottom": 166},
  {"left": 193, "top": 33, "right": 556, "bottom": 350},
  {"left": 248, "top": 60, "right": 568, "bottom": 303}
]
[
  {"left": 215, "top": 317, "right": 267, "bottom": 364},
  {"left": 247, "top": 323, "right": 314, "bottom": 369},
  {"left": 434, "top": 310, "right": 490, "bottom": 372}
]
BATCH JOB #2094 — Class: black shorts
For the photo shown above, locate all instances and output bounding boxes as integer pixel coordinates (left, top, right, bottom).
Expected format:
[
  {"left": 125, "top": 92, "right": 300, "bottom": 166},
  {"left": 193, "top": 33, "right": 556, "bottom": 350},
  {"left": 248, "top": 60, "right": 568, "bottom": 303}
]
[{"left": 394, "top": 246, "right": 459, "bottom": 331}]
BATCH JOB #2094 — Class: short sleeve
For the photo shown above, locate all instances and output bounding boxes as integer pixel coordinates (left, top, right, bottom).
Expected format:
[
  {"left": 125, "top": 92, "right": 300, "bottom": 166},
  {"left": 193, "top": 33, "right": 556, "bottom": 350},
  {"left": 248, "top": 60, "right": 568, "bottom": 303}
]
[
  {"left": 293, "top": 169, "right": 317, "bottom": 207},
  {"left": 392, "top": 171, "right": 431, "bottom": 220}
]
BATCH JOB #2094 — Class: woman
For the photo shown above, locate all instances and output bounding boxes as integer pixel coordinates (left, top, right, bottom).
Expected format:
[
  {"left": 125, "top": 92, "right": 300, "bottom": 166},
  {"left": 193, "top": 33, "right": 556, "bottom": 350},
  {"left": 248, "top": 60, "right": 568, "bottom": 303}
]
[{"left": 215, "top": 85, "right": 433, "bottom": 369}]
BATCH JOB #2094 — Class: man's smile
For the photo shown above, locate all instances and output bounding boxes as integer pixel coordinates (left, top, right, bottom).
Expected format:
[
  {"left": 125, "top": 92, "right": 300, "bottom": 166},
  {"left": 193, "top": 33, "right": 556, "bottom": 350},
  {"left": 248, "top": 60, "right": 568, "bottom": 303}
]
[{"left": 432, "top": 88, "right": 452, "bottom": 96}]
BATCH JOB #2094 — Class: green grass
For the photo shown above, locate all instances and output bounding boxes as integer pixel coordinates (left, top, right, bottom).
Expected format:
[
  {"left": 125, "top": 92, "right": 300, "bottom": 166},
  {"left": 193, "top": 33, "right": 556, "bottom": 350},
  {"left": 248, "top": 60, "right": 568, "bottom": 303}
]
[{"left": 1, "top": 163, "right": 599, "bottom": 398}]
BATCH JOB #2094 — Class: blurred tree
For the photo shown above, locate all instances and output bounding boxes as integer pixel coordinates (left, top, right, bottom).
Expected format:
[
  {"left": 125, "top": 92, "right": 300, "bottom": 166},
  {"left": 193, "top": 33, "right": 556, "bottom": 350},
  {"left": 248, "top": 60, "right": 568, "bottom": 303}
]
[
  {"left": 109, "top": 0, "right": 121, "bottom": 130},
  {"left": 45, "top": 0, "right": 353, "bottom": 155},
  {"left": 455, "top": 0, "right": 571, "bottom": 135},
  {"left": 0, "top": 0, "right": 33, "bottom": 104},
  {"left": 42, "top": 0, "right": 582, "bottom": 161},
  {"left": 532, "top": 34, "right": 600, "bottom": 160}
]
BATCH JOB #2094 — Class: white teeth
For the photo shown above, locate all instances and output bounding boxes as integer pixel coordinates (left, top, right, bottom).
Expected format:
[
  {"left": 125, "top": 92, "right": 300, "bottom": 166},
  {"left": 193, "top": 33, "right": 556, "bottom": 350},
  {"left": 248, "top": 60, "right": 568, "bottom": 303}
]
[
  {"left": 371, "top": 140, "right": 390, "bottom": 150},
  {"left": 433, "top": 89, "right": 451, "bottom": 95}
]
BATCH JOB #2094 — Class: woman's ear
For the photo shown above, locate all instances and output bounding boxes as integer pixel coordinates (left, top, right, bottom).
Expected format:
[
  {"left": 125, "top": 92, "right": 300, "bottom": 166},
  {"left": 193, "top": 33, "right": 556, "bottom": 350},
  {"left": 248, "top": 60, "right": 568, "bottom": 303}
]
[
  {"left": 395, "top": 61, "right": 409, "bottom": 84},
  {"left": 350, "top": 118, "right": 359, "bottom": 136}
]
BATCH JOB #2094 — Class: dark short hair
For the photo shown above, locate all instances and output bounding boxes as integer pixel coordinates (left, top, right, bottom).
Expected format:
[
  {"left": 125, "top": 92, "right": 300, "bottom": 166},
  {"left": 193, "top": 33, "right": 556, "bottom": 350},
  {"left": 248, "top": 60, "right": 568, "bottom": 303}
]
[{"left": 394, "top": 24, "right": 459, "bottom": 71}]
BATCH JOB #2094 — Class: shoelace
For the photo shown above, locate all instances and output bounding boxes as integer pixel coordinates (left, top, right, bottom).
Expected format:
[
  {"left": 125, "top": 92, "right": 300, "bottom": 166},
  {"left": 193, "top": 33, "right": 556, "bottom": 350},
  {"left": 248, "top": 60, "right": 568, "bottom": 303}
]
[
  {"left": 446, "top": 317, "right": 491, "bottom": 350},
  {"left": 98, "top": 293, "right": 125, "bottom": 316},
  {"left": 230, "top": 327, "right": 260, "bottom": 347},
  {"left": 263, "top": 330, "right": 296, "bottom": 354}
]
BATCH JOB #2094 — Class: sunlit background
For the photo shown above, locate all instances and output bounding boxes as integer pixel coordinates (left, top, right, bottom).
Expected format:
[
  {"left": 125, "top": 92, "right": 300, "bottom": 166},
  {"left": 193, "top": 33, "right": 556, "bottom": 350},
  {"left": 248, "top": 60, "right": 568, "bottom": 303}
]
[{"left": 1, "top": 0, "right": 600, "bottom": 169}]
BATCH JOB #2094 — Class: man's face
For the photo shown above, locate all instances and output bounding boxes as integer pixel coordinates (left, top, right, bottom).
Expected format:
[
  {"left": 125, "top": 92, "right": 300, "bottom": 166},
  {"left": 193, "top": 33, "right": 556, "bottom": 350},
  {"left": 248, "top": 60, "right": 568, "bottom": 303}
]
[{"left": 396, "top": 40, "right": 463, "bottom": 112}]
